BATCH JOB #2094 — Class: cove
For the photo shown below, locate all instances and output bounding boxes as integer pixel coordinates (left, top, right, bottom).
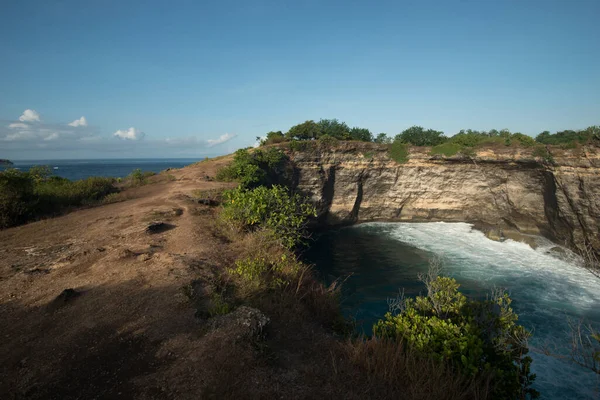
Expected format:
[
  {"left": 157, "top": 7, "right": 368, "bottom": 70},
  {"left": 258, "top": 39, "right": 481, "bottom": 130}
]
[{"left": 304, "top": 222, "right": 600, "bottom": 400}]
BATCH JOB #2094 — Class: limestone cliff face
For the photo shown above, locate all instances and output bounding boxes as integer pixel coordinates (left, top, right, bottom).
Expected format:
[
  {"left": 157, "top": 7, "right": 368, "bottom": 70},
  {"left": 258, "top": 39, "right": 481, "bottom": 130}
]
[{"left": 288, "top": 142, "right": 600, "bottom": 253}]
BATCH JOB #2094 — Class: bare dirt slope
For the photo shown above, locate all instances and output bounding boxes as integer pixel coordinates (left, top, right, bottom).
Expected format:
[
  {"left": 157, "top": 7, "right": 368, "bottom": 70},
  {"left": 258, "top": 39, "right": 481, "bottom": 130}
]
[{"left": 0, "top": 158, "right": 243, "bottom": 399}]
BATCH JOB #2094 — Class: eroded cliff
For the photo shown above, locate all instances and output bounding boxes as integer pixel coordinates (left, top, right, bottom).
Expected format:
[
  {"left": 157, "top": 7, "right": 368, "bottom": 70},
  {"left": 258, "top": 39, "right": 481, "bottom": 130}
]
[{"left": 289, "top": 142, "right": 600, "bottom": 253}]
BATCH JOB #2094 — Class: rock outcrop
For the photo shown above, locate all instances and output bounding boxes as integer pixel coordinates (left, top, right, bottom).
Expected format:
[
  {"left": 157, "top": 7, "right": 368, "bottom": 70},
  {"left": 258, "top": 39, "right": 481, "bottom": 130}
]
[{"left": 289, "top": 142, "right": 600, "bottom": 254}]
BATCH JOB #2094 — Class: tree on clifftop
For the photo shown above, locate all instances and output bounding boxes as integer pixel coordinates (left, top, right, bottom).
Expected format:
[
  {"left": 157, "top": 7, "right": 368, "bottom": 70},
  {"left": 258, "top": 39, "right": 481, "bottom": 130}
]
[
  {"left": 286, "top": 120, "right": 321, "bottom": 140},
  {"left": 395, "top": 126, "right": 447, "bottom": 146}
]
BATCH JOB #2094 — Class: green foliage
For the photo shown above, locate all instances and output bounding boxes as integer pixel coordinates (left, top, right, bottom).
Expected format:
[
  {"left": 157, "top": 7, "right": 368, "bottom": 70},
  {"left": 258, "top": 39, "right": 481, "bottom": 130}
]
[
  {"left": 395, "top": 126, "right": 447, "bottom": 146},
  {"left": 349, "top": 127, "right": 373, "bottom": 142},
  {"left": 317, "top": 119, "right": 350, "bottom": 140},
  {"left": 260, "top": 130, "right": 287, "bottom": 146},
  {"left": 388, "top": 141, "right": 409, "bottom": 163},
  {"left": 373, "top": 275, "right": 538, "bottom": 399},
  {"left": 532, "top": 146, "right": 554, "bottom": 164},
  {"left": 0, "top": 167, "right": 117, "bottom": 229},
  {"left": 536, "top": 126, "right": 600, "bottom": 146},
  {"left": 288, "top": 139, "right": 314, "bottom": 152},
  {"left": 374, "top": 133, "right": 392, "bottom": 144},
  {"left": 318, "top": 134, "right": 339, "bottom": 148},
  {"left": 127, "top": 168, "right": 155, "bottom": 187},
  {"left": 430, "top": 142, "right": 462, "bottom": 157},
  {"left": 216, "top": 147, "right": 288, "bottom": 189},
  {"left": 0, "top": 169, "right": 36, "bottom": 228},
  {"left": 286, "top": 120, "right": 322, "bottom": 140},
  {"left": 222, "top": 185, "right": 316, "bottom": 249},
  {"left": 511, "top": 133, "right": 536, "bottom": 147}
]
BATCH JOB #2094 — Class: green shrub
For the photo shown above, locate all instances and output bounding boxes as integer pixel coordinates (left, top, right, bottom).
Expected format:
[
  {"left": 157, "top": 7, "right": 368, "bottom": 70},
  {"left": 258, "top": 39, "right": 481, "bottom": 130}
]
[
  {"left": 126, "top": 168, "right": 155, "bottom": 187},
  {"left": 532, "top": 146, "right": 554, "bottom": 164},
  {"left": 511, "top": 133, "right": 536, "bottom": 147},
  {"left": 221, "top": 185, "right": 316, "bottom": 249},
  {"left": 318, "top": 134, "right": 339, "bottom": 148},
  {"left": 0, "top": 168, "right": 117, "bottom": 229},
  {"left": 395, "top": 126, "right": 446, "bottom": 146},
  {"left": 536, "top": 126, "right": 600, "bottom": 146},
  {"left": 373, "top": 274, "right": 538, "bottom": 400},
  {"left": 260, "top": 131, "right": 287, "bottom": 146},
  {"left": 388, "top": 141, "right": 409, "bottom": 163},
  {"left": 430, "top": 142, "right": 462, "bottom": 157},
  {"left": 0, "top": 169, "right": 36, "bottom": 228},
  {"left": 216, "top": 147, "right": 288, "bottom": 189}
]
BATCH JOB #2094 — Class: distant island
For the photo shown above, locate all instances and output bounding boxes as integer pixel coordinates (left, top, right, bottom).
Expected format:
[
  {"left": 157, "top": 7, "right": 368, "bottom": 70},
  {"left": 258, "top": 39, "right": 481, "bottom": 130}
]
[{"left": 0, "top": 159, "right": 13, "bottom": 166}]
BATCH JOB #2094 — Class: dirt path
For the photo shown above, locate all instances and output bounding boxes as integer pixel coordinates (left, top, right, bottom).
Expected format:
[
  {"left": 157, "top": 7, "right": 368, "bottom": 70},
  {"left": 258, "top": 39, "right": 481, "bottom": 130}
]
[{"left": 0, "top": 159, "right": 236, "bottom": 399}]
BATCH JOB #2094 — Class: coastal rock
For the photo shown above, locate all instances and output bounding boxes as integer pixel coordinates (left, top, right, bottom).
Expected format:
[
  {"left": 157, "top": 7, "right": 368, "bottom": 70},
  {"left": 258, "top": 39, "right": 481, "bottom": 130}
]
[{"left": 288, "top": 142, "right": 600, "bottom": 254}]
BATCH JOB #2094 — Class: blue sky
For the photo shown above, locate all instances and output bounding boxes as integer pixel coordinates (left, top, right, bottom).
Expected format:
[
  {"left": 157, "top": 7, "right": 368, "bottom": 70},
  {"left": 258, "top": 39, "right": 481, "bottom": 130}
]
[{"left": 1, "top": 0, "right": 598, "bottom": 159}]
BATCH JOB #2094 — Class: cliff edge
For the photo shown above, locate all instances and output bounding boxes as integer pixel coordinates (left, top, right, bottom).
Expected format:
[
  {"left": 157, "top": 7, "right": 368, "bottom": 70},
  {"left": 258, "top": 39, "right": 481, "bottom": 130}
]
[{"left": 289, "top": 142, "right": 600, "bottom": 254}]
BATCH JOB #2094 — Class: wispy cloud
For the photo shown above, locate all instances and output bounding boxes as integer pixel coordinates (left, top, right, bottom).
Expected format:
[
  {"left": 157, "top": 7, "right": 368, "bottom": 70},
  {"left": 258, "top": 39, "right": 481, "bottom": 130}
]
[
  {"left": 114, "top": 127, "right": 145, "bottom": 140},
  {"left": 207, "top": 132, "right": 236, "bottom": 147}
]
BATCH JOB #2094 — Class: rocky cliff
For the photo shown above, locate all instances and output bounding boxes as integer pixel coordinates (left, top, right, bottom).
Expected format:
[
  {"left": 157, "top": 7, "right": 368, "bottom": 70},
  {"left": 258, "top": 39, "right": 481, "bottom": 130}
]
[{"left": 288, "top": 142, "right": 600, "bottom": 254}]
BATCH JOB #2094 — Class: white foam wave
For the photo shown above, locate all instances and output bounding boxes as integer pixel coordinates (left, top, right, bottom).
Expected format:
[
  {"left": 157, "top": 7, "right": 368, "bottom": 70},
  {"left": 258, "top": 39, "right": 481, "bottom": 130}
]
[{"left": 357, "top": 222, "right": 600, "bottom": 399}]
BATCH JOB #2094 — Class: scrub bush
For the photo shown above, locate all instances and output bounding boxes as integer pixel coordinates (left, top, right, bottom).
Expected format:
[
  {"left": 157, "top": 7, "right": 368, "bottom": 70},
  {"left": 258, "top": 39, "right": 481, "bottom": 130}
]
[
  {"left": 221, "top": 185, "right": 316, "bottom": 249},
  {"left": 0, "top": 167, "right": 117, "bottom": 229},
  {"left": 373, "top": 273, "right": 538, "bottom": 400},
  {"left": 388, "top": 141, "right": 409, "bottom": 163},
  {"left": 216, "top": 147, "right": 288, "bottom": 189}
]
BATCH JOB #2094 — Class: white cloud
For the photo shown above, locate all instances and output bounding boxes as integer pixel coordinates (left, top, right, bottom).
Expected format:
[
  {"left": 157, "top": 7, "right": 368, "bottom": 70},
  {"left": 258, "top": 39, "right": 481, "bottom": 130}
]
[
  {"left": 113, "top": 127, "right": 145, "bottom": 140},
  {"left": 8, "top": 122, "right": 29, "bottom": 129},
  {"left": 68, "top": 116, "right": 87, "bottom": 127},
  {"left": 207, "top": 133, "right": 236, "bottom": 147},
  {"left": 44, "top": 132, "right": 59, "bottom": 141},
  {"left": 18, "top": 109, "right": 41, "bottom": 122}
]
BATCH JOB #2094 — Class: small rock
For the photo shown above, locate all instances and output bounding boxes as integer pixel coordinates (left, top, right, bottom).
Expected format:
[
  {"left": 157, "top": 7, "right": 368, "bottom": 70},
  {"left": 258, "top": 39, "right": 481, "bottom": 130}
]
[
  {"left": 137, "top": 253, "right": 152, "bottom": 262},
  {"left": 146, "top": 221, "right": 175, "bottom": 234},
  {"left": 207, "top": 306, "right": 269, "bottom": 340}
]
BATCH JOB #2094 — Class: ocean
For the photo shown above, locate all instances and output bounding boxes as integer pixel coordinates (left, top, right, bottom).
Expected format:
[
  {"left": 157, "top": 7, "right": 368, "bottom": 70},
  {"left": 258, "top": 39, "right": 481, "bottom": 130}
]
[{"left": 0, "top": 158, "right": 203, "bottom": 181}]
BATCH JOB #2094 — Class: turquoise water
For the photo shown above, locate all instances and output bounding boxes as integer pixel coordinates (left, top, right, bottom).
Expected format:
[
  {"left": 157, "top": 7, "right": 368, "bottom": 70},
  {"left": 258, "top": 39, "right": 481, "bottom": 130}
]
[
  {"left": 304, "top": 222, "right": 600, "bottom": 399},
  {"left": 0, "top": 158, "right": 201, "bottom": 181}
]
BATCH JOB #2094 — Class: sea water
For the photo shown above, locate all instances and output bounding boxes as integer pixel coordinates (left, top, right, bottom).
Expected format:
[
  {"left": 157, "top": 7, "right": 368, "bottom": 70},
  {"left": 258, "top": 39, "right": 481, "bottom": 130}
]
[
  {"left": 0, "top": 158, "right": 201, "bottom": 181},
  {"left": 304, "top": 222, "right": 600, "bottom": 399}
]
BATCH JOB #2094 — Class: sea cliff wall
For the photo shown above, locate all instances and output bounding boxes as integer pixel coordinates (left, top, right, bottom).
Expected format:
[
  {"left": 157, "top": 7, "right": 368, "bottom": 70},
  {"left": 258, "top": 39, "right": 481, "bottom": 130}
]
[{"left": 288, "top": 142, "right": 600, "bottom": 253}]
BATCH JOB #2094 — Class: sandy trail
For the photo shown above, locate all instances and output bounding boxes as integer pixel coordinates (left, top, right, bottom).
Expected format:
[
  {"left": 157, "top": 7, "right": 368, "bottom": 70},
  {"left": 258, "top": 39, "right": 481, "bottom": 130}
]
[{"left": 0, "top": 159, "right": 235, "bottom": 399}]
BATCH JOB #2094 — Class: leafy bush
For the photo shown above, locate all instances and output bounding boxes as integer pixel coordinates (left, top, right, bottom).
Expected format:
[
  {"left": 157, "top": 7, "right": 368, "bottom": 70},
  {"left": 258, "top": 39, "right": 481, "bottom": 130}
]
[
  {"left": 221, "top": 185, "right": 316, "bottom": 249},
  {"left": 286, "top": 120, "right": 322, "bottom": 140},
  {"left": 259, "top": 130, "right": 287, "bottom": 146},
  {"left": 395, "top": 126, "right": 447, "bottom": 146},
  {"left": 126, "top": 168, "right": 155, "bottom": 187},
  {"left": 374, "top": 133, "right": 392, "bottom": 144},
  {"left": 0, "top": 169, "right": 36, "bottom": 228},
  {"left": 317, "top": 119, "right": 350, "bottom": 140},
  {"left": 318, "top": 134, "right": 339, "bottom": 148},
  {"left": 388, "top": 141, "right": 409, "bottom": 163},
  {"left": 349, "top": 127, "right": 373, "bottom": 142},
  {"left": 0, "top": 167, "right": 117, "bottom": 229},
  {"left": 536, "top": 126, "right": 600, "bottom": 146},
  {"left": 216, "top": 147, "right": 288, "bottom": 189},
  {"left": 511, "top": 133, "right": 536, "bottom": 147},
  {"left": 430, "top": 142, "right": 462, "bottom": 157},
  {"left": 373, "top": 273, "right": 538, "bottom": 400}
]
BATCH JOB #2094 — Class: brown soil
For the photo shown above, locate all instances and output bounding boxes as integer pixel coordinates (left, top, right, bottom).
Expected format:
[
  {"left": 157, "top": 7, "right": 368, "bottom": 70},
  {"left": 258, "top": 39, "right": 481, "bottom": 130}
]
[{"left": 0, "top": 158, "right": 245, "bottom": 399}]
